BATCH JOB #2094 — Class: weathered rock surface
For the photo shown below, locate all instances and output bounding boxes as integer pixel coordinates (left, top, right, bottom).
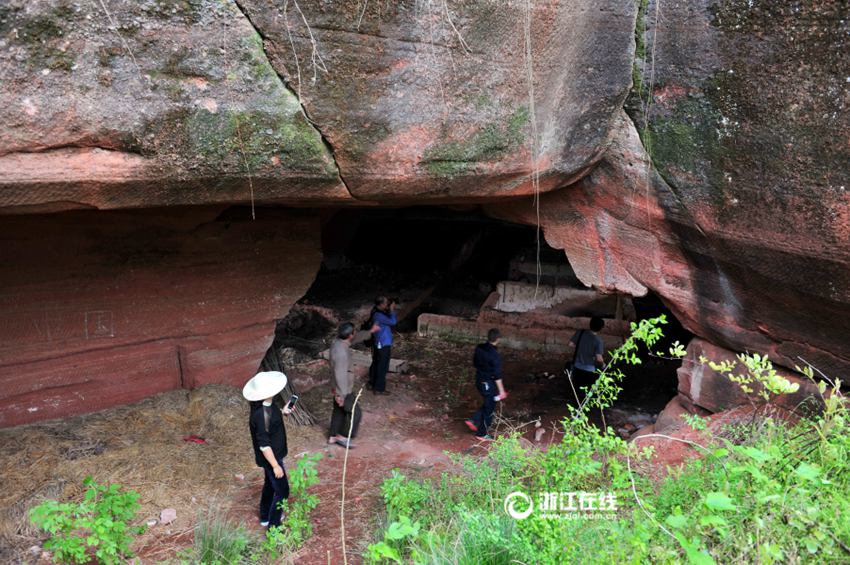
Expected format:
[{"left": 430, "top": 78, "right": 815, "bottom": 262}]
[
  {"left": 0, "top": 207, "right": 321, "bottom": 426},
  {"left": 241, "top": 0, "right": 637, "bottom": 201},
  {"left": 0, "top": 0, "right": 637, "bottom": 209},
  {"left": 0, "top": 0, "right": 349, "bottom": 212},
  {"left": 489, "top": 106, "right": 850, "bottom": 381},
  {"left": 630, "top": 1, "right": 850, "bottom": 373}
]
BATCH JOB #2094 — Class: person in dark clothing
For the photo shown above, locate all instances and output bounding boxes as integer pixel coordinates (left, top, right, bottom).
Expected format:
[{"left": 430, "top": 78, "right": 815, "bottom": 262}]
[
  {"left": 244, "top": 371, "right": 293, "bottom": 528},
  {"left": 566, "top": 317, "right": 605, "bottom": 400},
  {"left": 367, "top": 296, "right": 397, "bottom": 395},
  {"left": 465, "top": 329, "right": 507, "bottom": 440}
]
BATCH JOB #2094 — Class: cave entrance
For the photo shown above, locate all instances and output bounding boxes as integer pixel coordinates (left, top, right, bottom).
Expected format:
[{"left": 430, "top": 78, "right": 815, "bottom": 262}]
[
  {"left": 272, "top": 205, "right": 691, "bottom": 439},
  {"left": 310, "top": 206, "right": 552, "bottom": 328}
]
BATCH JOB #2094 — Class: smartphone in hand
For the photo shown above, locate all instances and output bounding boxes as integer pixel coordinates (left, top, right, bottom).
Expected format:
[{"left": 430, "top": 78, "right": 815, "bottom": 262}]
[{"left": 285, "top": 394, "right": 300, "bottom": 411}]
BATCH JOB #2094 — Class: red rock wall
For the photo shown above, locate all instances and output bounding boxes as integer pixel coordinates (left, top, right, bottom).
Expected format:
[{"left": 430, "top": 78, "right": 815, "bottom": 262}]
[
  {"left": 0, "top": 207, "right": 321, "bottom": 427},
  {"left": 488, "top": 111, "right": 850, "bottom": 381}
]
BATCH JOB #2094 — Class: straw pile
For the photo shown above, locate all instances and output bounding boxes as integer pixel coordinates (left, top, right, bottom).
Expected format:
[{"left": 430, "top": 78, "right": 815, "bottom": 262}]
[{"left": 0, "top": 385, "right": 318, "bottom": 563}]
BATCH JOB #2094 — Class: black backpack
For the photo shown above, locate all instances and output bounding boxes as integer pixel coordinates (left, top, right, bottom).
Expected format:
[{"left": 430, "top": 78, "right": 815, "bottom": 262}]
[{"left": 563, "top": 330, "right": 585, "bottom": 376}]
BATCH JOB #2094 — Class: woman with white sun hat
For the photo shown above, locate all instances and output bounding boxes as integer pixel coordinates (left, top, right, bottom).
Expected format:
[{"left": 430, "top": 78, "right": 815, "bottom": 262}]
[{"left": 244, "top": 370, "right": 293, "bottom": 528}]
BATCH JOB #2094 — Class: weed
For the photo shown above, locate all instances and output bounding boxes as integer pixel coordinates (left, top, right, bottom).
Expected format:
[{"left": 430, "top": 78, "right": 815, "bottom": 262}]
[{"left": 29, "top": 477, "right": 144, "bottom": 564}]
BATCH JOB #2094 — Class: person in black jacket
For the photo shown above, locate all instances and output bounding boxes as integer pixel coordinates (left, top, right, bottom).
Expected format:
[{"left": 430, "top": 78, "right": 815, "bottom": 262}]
[
  {"left": 243, "top": 371, "right": 293, "bottom": 528},
  {"left": 465, "top": 329, "right": 508, "bottom": 440}
]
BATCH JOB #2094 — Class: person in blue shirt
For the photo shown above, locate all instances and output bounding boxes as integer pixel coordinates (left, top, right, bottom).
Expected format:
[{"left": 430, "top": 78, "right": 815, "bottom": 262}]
[
  {"left": 368, "top": 296, "right": 397, "bottom": 395},
  {"left": 465, "top": 328, "right": 507, "bottom": 440}
]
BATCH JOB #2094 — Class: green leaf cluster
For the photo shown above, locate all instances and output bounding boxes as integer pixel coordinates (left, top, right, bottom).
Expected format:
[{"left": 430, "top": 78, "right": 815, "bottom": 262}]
[{"left": 29, "top": 477, "right": 144, "bottom": 564}]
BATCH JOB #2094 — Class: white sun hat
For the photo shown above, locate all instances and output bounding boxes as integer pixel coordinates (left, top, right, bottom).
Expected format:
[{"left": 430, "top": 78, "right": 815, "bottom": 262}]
[{"left": 242, "top": 371, "right": 288, "bottom": 401}]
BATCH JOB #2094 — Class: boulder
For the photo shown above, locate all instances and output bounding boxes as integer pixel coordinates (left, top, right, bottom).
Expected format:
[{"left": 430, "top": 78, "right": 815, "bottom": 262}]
[
  {"left": 653, "top": 397, "right": 688, "bottom": 434},
  {"left": 677, "top": 339, "right": 823, "bottom": 415}
]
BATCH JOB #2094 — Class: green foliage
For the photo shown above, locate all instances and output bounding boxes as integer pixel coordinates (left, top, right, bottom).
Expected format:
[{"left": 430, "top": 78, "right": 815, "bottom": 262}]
[
  {"left": 682, "top": 413, "right": 709, "bottom": 431},
  {"left": 701, "top": 352, "right": 800, "bottom": 402},
  {"left": 667, "top": 340, "right": 687, "bottom": 359},
  {"left": 180, "top": 453, "right": 324, "bottom": 564},
  {"left": 366, "top": 319, "right": 850, "bottom": 564},
  {"left": 577, "top": 315, "right": 669, "bottom": 414},
  {"left": 260, "top": 452, "right": 323, "bottom": 556},
  {"left": 29, "top": 477, "right": 144, "bottom": 564},
  {"left": 366, "top": 516, "right": 421, "bottom": 563}
]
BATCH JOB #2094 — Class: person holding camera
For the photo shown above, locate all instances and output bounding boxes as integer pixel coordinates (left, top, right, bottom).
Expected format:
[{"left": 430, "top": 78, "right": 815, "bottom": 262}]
[
  {"left": 328, "top": 322, "right": 362, "bottom": 448},
  {"left": 368, "top": 296, "right": 397, "bottom": 395}
]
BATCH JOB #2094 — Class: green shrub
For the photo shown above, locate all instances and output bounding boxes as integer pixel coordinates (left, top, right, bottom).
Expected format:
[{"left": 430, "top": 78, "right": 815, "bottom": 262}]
[
  {"left": 260, "top": 452, "right": 323, "bottom": 555},
  {"left": 29, "top": 477, "right": 144, "bottom": 564},
  {"left": 365, "top": 318, "right": 850, "bottom": 564}
]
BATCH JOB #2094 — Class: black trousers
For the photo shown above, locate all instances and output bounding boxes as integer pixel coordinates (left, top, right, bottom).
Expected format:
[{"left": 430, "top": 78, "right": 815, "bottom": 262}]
[
  {"left": 369, "top": 345, "right": 392, "bottom": 392},
  {"left": 471, "top": 380, "right": 497, "bottom": 437},
  {"left": 329, "top": 392, "right": 362, "bottom": 438},
  {"left": 568, "top": 368, "right": 597, "bottom": 401},
  {"left": 259, "top": 458, "right": 290, "bottom": 527}
]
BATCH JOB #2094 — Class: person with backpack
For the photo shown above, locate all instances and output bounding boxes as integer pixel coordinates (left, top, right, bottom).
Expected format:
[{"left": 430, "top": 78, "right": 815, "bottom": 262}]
[
  {"left": 565, "top": 317, "right": 605, "bottom": 402},
  {"left": 243, "top": 371, "right": 293, "bottom": 528},
  {"left": 465, "top": 328, "right": 507, "bottom": 440}
]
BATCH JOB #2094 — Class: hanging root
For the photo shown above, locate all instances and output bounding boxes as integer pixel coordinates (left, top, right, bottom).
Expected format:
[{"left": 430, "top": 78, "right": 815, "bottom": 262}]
[{"left": 523, "top": 0, "right": 543, "bottom": 297}]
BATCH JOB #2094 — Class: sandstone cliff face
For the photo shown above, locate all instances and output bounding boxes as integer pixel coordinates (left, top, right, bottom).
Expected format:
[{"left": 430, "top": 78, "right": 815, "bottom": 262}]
[
  {"left": 0, "top": 0, "right": 638, "bottom": 210},
  {"left": 0, "top": 0, "right": 349, "bottom": 212},
  {"left": 0, "top": 207, "right": 321, "bottom": 426},
  {"left": 236, "top": 0, "right": 637, "bottom": 200},
  {"left": 0, "top": 0, "right": 848, "bottom": 426},
  {"left": 489, "top": 0, "right": 850, "bottom": 382},
  {"left": 632, "top": 0, "right": 850, "bottom": 376},
  {"left": 488, "top": 109, "right": 850, "bottom": 384}
]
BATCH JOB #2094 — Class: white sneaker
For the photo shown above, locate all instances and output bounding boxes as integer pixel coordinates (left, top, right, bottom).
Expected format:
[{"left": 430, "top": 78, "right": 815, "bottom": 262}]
[{"left": 260, "top": 520, "right": 269, "bottom": 527}]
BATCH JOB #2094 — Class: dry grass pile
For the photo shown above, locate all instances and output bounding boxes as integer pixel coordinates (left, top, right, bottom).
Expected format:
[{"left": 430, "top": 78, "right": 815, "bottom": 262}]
[{"left": 0, "top": 385, "right": 317, "bottom": 563}]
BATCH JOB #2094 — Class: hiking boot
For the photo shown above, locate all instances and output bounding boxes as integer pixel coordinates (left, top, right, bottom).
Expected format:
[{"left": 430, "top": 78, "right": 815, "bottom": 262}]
[
  {"left": 464, "top": 420, "right": 478, "bottom": 432},
  {"left": 335, "top": 438, "right": 355, "bottom": 448},
  {"left": 476, "top": 434, "right": 494, "bottom": 441}
]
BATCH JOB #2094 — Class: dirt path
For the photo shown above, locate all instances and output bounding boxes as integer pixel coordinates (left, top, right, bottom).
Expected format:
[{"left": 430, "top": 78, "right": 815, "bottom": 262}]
[
  {"left": 231, "top": 336, "right": 572, "bottom": 564},
  {"left": 229, "top": 368, "right": 489, "bottom": 563}
]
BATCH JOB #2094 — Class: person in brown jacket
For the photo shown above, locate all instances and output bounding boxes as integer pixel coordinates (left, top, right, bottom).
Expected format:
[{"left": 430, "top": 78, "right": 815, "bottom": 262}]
[{"left": 328, "top": 322, "right": 362, "bottom": 448}]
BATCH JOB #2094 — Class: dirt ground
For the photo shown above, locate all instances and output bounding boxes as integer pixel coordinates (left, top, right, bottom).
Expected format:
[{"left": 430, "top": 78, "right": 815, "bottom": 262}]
[{"left": 0, "top": 334, "right": 675, "bottom": 564}]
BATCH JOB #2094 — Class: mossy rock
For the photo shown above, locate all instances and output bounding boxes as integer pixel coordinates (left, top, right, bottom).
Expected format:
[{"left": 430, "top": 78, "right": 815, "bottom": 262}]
[
  {"left": 185, "top": 103, "right": 332, "bottom": 173},
  {"left": 423, "top": 106, "right": 530, "bottom": 177},
  {"left": 1, "top": 3, "right": 78, "bottom": 72}
]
